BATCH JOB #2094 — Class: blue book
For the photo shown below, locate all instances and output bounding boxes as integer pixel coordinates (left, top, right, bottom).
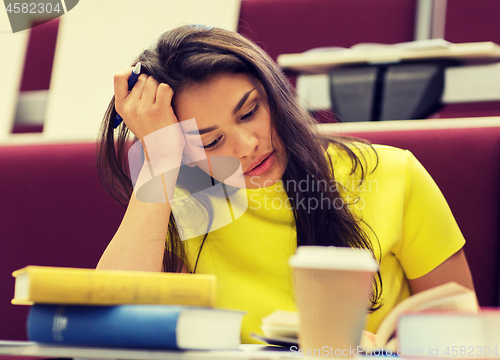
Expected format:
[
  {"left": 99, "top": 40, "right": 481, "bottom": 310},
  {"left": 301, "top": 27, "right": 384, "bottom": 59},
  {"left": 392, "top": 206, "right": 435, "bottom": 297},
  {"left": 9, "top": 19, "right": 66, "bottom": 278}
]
[{"left": 27, "top": 304, "right": 245, "bottom": 350}]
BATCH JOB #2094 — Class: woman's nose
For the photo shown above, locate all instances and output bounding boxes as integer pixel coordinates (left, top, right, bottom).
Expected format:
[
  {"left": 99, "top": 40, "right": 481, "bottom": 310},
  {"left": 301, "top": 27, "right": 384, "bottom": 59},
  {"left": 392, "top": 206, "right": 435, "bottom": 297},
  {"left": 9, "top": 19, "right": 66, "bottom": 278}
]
[{"left": 233, "top": 128, "right": 259, "bottom": 159}]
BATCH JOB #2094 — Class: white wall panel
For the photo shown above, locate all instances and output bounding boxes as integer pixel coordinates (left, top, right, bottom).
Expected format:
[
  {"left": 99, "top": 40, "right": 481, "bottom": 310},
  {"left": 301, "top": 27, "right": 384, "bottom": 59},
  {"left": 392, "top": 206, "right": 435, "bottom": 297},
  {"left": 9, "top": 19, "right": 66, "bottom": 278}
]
[{"left": 43, "top": 0, "right": 241, "bottom": 141}]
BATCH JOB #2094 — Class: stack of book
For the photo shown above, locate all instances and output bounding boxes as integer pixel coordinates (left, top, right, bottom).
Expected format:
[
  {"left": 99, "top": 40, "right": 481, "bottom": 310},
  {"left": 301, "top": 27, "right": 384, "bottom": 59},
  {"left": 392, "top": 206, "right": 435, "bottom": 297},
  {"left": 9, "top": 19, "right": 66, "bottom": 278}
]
[{"left": 12, "top": 266, "right": 244, "bottom": 350}]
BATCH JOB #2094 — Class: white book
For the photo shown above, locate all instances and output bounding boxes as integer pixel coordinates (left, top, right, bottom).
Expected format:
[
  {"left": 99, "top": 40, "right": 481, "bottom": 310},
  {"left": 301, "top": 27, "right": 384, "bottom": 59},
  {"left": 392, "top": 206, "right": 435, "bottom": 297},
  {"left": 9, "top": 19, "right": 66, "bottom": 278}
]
[{"left": 398, "top": 310, "right": 500, "bottom": 358}]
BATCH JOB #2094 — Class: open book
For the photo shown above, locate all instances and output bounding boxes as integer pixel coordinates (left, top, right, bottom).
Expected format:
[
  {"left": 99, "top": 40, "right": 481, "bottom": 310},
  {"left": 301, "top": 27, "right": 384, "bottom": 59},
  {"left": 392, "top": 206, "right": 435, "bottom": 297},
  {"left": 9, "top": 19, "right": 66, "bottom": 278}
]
[{"left": 254, "top": 282, "right": 478, "bottom": 351}]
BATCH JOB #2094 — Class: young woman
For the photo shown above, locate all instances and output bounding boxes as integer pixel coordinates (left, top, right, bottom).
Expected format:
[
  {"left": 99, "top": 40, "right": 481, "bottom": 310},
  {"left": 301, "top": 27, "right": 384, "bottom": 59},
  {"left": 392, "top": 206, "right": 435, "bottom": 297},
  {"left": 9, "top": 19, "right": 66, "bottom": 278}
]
[{"left": 96, "top": 24, "right": 474, "bottom": 343}]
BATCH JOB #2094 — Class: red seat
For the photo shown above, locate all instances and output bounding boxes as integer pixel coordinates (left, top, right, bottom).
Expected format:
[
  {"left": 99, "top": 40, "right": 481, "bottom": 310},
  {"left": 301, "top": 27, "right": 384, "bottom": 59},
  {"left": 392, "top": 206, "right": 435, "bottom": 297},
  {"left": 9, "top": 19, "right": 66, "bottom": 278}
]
[
  {"left": 238, "top": 0, "right": 416, "bottom": 91},
  {"left": 238, "top": 0, "right": 416, "bottom": 62},
  {"left": 435, "top": 0, "right": 500, "bottom": 119},
  {"left": 0, "top": 143, "right": 125, "bottom": 340},
  {"left": 340, "top": 126, "right": 500, "bottom": 308}
]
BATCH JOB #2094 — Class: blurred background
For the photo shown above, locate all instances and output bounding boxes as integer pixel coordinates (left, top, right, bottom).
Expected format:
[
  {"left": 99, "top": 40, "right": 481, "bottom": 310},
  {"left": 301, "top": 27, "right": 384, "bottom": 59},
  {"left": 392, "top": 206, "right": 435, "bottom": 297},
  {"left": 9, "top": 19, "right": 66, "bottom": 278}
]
[{"left": 2, "top": 0, "right": 500, "bottom": 140}]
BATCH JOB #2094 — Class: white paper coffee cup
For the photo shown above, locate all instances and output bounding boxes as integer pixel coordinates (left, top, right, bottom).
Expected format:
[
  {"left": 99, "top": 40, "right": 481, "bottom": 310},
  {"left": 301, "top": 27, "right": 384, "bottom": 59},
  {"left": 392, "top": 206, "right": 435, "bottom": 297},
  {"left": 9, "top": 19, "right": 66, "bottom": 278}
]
[{"left": 290, "top": 246, "right": 378, "bottom": 357}]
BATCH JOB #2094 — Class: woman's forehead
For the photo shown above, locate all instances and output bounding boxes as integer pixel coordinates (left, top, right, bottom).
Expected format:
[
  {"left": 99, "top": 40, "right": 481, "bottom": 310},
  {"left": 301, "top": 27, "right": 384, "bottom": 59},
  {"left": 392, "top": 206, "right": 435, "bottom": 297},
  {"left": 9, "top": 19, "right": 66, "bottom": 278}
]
[
  {"left": 182, "top": 73, "right": 255, "bottom": 98},
  {"left": 175, "top": 73, "right": 259, "bottom": 121}
]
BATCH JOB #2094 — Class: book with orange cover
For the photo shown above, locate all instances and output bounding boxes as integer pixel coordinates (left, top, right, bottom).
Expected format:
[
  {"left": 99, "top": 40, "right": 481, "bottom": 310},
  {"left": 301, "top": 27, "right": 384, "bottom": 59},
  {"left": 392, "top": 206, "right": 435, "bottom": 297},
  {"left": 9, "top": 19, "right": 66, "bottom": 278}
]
[{"left": 12, "top": 266, "right": 217, "bottom": 307}]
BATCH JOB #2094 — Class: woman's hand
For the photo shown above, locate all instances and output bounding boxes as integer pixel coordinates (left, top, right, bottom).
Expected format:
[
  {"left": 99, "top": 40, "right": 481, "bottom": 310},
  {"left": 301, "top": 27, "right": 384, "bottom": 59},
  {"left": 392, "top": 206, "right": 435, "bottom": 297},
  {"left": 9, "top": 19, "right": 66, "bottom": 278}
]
[
  {"left": 114, "top": 68, "right": 178, "bottom": 140},
  {"left": 98, "top": 69, "right": 186, "bottom": 272}
]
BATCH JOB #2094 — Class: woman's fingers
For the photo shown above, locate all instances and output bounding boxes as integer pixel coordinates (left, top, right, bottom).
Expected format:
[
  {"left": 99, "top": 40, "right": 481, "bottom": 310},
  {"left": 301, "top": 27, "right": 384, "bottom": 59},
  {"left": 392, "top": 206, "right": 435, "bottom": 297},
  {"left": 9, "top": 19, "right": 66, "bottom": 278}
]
[
  {"left": 113, "top": 67, "right": 135, "bottom": 104},
  {"left": 119, "top": 74, "right": 151, "bottom": 127},
  {"left": 127, "top": 74, "right": 148, "bottom": 100},
  {"left": 155, "top": 83, "right": 175, "bottom": 113},
  {"left": 114, "top": 69, "right": 148, "bottom": 120},
  {"left": 113, "top": 68, "right": 179, "bottom": 139},
  {"left": 141, "top": 76, "right": 161, "bottom": 104}
]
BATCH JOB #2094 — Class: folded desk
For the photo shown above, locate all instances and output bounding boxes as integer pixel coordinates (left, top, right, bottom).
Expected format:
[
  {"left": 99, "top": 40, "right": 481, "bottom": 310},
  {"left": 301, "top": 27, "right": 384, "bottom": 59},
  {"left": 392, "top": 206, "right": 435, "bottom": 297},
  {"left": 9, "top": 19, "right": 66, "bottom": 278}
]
[{"left": 278, "top": 42, "right": 500, "bottom": 122}]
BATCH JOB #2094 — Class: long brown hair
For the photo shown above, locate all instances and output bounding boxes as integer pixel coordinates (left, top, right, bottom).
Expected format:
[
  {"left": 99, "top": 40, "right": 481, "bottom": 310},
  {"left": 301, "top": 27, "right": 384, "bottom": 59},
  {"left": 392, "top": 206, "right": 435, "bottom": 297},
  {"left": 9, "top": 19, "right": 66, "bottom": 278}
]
[{"left": 97, "top": 25, "right": 382, "bottom": 310}]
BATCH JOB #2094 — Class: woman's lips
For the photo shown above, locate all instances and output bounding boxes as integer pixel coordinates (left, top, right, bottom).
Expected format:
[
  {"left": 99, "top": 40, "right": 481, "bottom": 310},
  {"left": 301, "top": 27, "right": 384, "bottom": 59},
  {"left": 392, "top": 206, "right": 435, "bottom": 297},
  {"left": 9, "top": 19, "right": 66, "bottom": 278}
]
[{"left": 245, "top": 152, "right": 276, "bottom": 177}]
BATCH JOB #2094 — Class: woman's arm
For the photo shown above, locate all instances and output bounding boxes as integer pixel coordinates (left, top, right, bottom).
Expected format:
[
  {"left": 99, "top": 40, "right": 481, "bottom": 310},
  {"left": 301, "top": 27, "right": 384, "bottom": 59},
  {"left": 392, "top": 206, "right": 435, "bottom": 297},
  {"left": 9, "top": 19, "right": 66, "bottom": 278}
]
[
  {"left": 97, "top": 68, "right": 184, "bottom": 272},
  {"left": 408, "top": 248, "right": 475, "bottom": 294},
  {"left": 97, "top": 194, "right": 171, "bottom": 272}
]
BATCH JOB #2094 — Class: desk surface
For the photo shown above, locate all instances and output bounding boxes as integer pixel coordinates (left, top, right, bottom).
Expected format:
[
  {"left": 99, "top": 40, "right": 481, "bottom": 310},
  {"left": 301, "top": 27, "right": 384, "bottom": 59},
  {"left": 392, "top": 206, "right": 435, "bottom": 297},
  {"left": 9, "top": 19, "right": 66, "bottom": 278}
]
[
  {"left": 0, "top": 341, "right": 346, "bottom": 360},
  {"left": 277, "top": 42, "right": 500, "bottom": 73}
]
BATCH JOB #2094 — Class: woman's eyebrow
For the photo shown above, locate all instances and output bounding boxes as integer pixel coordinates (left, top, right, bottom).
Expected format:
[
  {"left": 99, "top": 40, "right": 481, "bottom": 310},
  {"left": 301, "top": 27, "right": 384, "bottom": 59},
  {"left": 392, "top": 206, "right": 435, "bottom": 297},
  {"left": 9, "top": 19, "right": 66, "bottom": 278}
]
[
  {"left": 232, "top": 88, "right": 255, "bottom": 115},
  {"left": 186, "top": 125, "right": 218, "bottom": 135},
  {"left": 185, "top": 88, "right": 256, "bottom": 136}
]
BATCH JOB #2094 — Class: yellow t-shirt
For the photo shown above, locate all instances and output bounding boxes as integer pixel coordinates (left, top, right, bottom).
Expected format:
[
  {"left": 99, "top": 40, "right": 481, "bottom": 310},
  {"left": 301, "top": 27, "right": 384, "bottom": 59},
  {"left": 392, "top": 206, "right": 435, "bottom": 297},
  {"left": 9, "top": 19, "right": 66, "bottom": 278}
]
[{"left": 180, "top": 144, "right": 466, "bottom": 343}]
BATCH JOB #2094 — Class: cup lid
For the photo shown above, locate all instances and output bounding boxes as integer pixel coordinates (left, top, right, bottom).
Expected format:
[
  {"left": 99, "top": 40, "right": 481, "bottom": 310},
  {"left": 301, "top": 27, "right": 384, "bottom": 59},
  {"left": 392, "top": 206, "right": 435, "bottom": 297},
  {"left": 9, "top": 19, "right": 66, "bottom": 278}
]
[{"left": 289, "top": 246, "right": 379, "bottom": 272}]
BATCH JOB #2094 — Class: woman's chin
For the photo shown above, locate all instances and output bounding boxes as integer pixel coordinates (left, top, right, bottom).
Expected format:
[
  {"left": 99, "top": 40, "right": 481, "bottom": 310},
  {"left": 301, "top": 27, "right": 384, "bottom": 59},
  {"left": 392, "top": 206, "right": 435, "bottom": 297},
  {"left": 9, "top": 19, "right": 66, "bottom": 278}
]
[{"left": 244, "top": 173, "right": 281, "bottom": 189}]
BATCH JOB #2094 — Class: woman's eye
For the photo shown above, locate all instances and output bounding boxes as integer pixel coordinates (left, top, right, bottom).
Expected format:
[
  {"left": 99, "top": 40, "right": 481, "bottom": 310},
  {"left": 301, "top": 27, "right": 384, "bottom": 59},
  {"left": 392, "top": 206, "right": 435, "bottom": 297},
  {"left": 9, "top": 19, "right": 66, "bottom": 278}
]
[
  {"left": 203, "top": 136, "right": 222, "bottom": 150},
  {"left": 241, "top": 103, "right": 260, "bottom": 121}
]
